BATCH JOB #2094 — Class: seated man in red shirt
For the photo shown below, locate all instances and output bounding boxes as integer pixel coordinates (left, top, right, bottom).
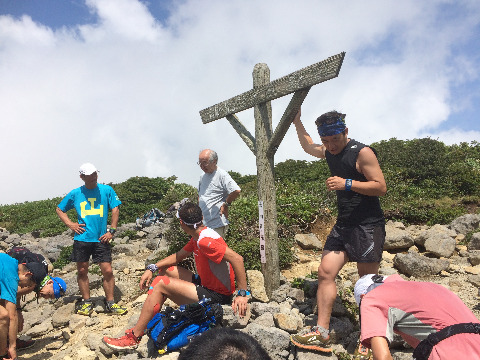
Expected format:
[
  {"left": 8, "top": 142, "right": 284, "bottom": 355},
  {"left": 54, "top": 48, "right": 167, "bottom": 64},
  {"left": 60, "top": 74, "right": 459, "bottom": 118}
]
[
  {"left": 103, "top": 201, "right": 248, "bottom": 350},
  {"left": 355, "top": 274, "right": 480, "bottom": 360}
]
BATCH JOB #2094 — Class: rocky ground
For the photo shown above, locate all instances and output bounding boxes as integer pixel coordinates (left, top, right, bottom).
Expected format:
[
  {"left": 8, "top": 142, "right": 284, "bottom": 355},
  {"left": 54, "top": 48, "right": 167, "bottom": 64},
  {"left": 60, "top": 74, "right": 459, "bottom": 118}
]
[{"left": 1, "top": 213, "right": 480, "bottom": 360}]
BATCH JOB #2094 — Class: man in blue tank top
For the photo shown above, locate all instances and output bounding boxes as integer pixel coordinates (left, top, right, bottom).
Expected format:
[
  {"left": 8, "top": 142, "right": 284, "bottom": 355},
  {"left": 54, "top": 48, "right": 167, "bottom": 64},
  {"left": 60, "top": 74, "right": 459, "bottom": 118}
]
[{"left": 290, "top": 109, "right": 387, "bottom": 355}]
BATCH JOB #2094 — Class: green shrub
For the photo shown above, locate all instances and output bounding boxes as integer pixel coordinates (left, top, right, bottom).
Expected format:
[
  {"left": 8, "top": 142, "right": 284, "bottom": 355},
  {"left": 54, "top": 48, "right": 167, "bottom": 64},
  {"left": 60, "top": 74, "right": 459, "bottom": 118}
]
[{"left": 53, "top": 245, "right": 73, "bottom": 270}]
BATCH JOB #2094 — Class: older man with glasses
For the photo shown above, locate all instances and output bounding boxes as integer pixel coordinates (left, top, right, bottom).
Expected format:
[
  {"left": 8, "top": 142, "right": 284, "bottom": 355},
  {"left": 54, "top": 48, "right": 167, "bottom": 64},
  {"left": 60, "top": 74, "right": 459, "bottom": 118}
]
[{"left": 197, "top": 149, "right": 241, "bottom": 238}]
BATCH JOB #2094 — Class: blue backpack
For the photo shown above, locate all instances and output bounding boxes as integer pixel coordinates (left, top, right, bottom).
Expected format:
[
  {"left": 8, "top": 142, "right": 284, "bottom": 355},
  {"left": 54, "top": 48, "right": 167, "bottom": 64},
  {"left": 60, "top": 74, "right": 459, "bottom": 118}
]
[{"left": 146, "top": 298, "right": 223, "bottom": 354}]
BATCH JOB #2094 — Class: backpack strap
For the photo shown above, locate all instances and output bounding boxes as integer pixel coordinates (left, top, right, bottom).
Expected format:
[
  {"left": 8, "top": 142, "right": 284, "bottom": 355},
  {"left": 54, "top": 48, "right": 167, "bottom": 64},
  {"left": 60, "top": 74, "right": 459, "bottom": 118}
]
[{"left": 413, "top": 323, "right": 480, "bottom": 360}]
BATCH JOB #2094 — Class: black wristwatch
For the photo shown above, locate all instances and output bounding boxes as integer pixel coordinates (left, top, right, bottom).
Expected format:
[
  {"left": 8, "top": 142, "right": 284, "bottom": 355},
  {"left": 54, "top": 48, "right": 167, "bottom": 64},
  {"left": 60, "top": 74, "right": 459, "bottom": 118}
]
[
  {"left": 109, "top": 228, "right": 116, "bottom": 235},
  {"left": 237, "top": 289, "right": 248, "bottom": 297}
]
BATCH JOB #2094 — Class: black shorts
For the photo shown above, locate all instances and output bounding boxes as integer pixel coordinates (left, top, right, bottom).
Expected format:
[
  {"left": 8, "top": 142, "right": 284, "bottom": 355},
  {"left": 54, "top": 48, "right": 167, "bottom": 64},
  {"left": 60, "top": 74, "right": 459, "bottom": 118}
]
[
  {"left": 71, "top": 240, "right": 112, "bottom": 263},
  {"left": 323, "top": 223, "right": 385, "bottom": 263},
  {"left": 192, "top": 274, "right": 232, "bottom": 305}
]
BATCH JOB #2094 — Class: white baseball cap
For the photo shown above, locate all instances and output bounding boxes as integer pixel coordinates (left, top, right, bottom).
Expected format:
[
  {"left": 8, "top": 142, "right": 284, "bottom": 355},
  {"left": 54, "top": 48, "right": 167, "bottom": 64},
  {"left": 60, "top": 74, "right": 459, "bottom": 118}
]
[
  {"left": 354, "top": 274, "right": 388, "bottom": 305},
  {"left": 79, "top": 163, "right": 98, "bottom": 175}
]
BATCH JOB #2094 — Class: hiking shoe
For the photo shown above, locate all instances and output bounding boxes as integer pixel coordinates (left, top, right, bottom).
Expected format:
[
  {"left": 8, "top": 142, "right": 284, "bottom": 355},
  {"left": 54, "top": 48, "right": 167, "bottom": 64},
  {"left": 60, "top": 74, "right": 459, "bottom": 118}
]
[
  {"left": 105, "top": 302, "right": 128, "bottom": 315},
  {"left": 75, "top": 300, "right": 93, "bottom": 316},
  {"left": 290, "top": 326, "right": 333, "bottom": 352},
  {"left": 353, "top": 340, "right": 372, "bottom": 359},
  {"left": 103, "top": 329, "right": 141, "bottom": 350},
  {"left": 16, "top": 338, "right": 36, "bottom": 350}
]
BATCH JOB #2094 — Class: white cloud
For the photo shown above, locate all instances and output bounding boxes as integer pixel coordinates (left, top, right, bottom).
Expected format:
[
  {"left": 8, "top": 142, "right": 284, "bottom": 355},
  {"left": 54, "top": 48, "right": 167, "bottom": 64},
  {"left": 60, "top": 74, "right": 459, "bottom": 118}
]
[{"left": 0, "top": 0, "right": 479, "bottom": 204}]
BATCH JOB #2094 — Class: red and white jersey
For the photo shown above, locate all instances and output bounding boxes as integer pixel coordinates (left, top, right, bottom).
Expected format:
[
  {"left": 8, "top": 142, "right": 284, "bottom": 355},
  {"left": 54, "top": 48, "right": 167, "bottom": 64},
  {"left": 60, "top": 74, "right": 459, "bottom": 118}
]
[{"left": 183, "top": 227, "right": 235, "bottom": 296}]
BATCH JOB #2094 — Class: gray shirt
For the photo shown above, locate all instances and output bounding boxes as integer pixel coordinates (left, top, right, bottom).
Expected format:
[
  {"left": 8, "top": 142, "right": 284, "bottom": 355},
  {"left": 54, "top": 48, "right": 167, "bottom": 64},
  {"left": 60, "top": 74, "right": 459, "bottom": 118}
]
[{"left": 198, "top": 167, "right": 240, "bottom": 229}]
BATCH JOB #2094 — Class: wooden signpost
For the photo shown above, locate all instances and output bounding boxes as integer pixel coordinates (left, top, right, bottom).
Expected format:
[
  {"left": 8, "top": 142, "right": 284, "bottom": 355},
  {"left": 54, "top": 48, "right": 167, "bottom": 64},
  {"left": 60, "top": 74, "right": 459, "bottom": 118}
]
[{"left": 200, "top": 52, "right": 345, "bottom": 296}]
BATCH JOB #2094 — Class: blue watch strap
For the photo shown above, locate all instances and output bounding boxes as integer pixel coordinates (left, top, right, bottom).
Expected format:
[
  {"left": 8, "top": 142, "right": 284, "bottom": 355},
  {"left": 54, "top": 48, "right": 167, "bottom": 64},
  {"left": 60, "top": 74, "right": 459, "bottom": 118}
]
[{"left": 345, "top": 179, "right": 352, "bottom": 191}]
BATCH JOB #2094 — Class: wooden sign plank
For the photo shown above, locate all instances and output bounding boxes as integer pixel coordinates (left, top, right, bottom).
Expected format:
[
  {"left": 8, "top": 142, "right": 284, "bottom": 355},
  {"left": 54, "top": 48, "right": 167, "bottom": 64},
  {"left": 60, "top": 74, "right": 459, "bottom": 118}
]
[{"left": 199, "top": 52, "right": 345, "bottom": 123}]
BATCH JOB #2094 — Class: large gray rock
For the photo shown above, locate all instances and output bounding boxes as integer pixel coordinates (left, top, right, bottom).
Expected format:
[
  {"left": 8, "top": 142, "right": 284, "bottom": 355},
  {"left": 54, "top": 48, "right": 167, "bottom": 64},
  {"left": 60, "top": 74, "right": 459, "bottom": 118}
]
[
  {"left": 450, "top": 214, "right": 480, "bottom": 235},
  {"left": 385, "top": 222, "right": 414, "bottom": 250},
  {"left": 394, "top": 252, "right": 449, "bottom": 277},
  {"left": 295, "top": 233, "right": 323, "bottom": 250},
  {"left": 468, "top": 232, "right": 480, "bottom": 251},
  {"left": 424, "top": 233, "right": 456, "bottom": 258},
  {"left": 415, "top": 224, "right": 456, "bottom": 247},
  {"left": 243, "top": 323, "right": 290, "bottom": 360},
  {"left": 247, "top": 269, "right": 269, "bottom": 303}
]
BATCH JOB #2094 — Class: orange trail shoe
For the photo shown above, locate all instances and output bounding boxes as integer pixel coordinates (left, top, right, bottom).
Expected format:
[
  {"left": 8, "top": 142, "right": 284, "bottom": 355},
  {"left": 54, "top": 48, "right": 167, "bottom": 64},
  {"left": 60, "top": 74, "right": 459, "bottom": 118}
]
[
  {"left": 290, "top": 326, "right": 333, "bottom": 352},
  {"left": 103, "top": 329, "right": 141, "bottom": 350}
]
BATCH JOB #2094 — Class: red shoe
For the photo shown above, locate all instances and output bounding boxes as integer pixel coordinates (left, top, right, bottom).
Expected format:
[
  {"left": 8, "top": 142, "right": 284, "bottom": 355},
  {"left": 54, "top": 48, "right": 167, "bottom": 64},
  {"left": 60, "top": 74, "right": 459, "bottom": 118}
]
[{"left": 103, "top": 329, "right": 141, "bottom": 350}]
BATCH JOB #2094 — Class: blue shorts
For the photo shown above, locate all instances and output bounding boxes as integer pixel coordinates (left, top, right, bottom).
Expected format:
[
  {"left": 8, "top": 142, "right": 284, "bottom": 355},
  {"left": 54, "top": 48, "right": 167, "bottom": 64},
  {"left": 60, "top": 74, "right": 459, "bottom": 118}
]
[{"left": 323, "top": 223, "right": 385, "bottom": 263}]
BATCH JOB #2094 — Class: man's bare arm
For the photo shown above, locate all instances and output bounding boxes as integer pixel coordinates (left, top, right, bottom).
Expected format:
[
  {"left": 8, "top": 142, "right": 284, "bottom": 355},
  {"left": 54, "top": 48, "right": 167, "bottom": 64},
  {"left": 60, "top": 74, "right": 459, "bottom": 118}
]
[{"left": 292, "top": 109, "right": 326, "bottom": 159}]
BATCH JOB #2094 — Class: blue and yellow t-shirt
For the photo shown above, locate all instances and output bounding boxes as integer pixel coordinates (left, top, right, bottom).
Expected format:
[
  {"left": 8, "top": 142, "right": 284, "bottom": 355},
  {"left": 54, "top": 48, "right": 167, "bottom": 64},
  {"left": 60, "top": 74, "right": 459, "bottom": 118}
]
[{"left": 58, "top": 184, "right": 121, "bottom": 242}]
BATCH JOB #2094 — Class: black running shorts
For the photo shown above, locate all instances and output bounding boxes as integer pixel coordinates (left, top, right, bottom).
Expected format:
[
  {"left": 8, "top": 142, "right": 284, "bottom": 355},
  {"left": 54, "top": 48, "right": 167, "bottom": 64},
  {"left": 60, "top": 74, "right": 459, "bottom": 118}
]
[
  {"left": 323, "top": 223, "right": 385, "bottom": 263},
  {"left": 71, "top": 240, "right": 112, "bottom": 263}
]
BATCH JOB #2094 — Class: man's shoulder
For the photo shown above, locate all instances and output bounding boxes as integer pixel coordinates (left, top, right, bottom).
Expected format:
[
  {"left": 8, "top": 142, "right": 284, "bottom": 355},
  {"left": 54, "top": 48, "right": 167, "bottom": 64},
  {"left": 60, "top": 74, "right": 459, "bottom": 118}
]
[
  {"left": 198, "top": 227, "right": 224, "bottom": 242},
  {"left": 97, "top": 183, "right": 113, "bottom": 190},
  {"left": 1, "top": 253, "right": 18, "bottom": 268}
]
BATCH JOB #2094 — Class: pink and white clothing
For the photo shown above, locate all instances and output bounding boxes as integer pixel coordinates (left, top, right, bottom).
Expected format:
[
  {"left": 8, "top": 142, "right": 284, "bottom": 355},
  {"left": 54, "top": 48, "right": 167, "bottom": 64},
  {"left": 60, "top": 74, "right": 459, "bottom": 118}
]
[
  {"left": 182, "top": 227, "right": 235, "bottom": 296},
  {"left": 360, "top": 274, "right": 480, "bottom": 359}
]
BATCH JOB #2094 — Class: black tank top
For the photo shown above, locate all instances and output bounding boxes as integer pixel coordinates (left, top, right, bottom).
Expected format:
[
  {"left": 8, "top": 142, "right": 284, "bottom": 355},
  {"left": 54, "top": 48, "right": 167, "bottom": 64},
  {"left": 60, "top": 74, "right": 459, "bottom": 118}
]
[{"left": 325, "top": 139, "right": 384, "bottom": 226}]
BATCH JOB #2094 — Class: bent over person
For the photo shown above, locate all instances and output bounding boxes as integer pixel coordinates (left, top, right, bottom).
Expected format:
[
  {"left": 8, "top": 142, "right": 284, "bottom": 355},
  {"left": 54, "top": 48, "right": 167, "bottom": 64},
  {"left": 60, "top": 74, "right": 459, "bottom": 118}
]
[
  {"left": 290, "top": 109, "right": 387, "bottom": 353},
  {"left": 7, "top": 246, "right": 67, "bottom": 350},
  {"left": 354, "top": 274, "right": 480, "bottom": 360},
  {"left": 103, "top": 202, "right": 249, "bottom": 350},
  {"left": 0, "top": 253, "right": 47, "bottom": 360},
  {"left": 56, "top": 163, "right": 126, "bottom": 316}
]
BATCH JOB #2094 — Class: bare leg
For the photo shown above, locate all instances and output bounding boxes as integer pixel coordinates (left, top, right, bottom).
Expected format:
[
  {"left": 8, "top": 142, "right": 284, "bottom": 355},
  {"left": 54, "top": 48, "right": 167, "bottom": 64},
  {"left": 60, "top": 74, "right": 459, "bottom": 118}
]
[
  {"left": 357, "top": 262, "right": 380, "bottom": 277},
  {"left": 99, "top": 262, "right": 115, "bottom": 302},
  {"left": 77, "top": 262, "right": 90, "bottom": 300},
  {"left": 0, "top": 302, "right": 9, "bottom": 356},
  {"left": 131, "top": 266, "right": 198, "bottom": 337},
  {"left": 316, "top": 250, "right": 348, "bottom": 329}
]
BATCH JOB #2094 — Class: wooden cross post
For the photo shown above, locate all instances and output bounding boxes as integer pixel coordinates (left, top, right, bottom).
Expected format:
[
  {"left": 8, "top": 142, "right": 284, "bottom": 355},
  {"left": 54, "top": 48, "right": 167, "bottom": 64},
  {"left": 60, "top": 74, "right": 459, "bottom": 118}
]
[{"left": 199, "top": 52, "right": 345, "bottom": 296}]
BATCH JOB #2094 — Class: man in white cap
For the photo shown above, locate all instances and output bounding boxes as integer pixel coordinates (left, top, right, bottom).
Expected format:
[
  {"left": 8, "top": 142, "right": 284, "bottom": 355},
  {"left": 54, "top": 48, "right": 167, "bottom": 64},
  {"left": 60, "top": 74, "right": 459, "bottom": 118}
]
[
  {"left": 354, "top": 274, "right": 480, "bottom": 360},
  {"left": 56, "top": 163, "right": 126, "bottom": 316}
]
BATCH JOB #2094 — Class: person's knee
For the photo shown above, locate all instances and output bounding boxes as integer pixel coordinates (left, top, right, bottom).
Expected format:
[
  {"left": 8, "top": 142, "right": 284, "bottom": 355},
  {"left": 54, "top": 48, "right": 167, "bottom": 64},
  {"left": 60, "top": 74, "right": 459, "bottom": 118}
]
[
  {"left": 101, "top": 268, "right": 114, "bottom": 279},
  {"left": 77, "top": 264, "right": 89, "bottom": 277},
  {"left": 153, "top": 276, "right": 172, "bottom": 290},
  {"left": 163, "top": 266, "right": 177, "bottom": 276},
  {"left": 317, "top": 264, "right": 337, "bottom": 281},
  {"left": 0, "top": 307, "right": 9, "bottom": 325}
]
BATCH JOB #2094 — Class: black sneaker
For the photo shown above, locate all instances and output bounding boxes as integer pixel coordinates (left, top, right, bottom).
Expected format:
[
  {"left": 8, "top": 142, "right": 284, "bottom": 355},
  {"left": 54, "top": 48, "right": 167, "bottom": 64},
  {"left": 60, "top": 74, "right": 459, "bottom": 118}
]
[
  {"left": 75, "top": 300, "right": 93, "bottom": 316},
  {"left": 105, "top": 301, "right": 128, "bottom": 315}
]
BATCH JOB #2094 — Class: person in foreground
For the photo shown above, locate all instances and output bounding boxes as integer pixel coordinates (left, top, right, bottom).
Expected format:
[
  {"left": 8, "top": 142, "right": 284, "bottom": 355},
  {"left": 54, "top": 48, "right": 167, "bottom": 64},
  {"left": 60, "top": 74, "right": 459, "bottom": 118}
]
[
  {"left": 0, "top": 253, "right": 47, "bottom": 360},
  {"left": 56, "top": 163, "right": 126, "bottom": 316},
  {"left": 103, "top": 202, "right": 249, "bottom": 350},
  {"left": 178, "top": 327, "right": 272, "bottom": 360},
  {"left": 354, "top": 274, "right": 480, "bottom": 360},
  {"left": 198, "top": 149, "right": 241, "bottom": 237},
  {"left": 290, "top": 109, "right": 387, "bottom": 353},
  {"left": 7, "top": 246, "right": 67, "bottom": 350}
]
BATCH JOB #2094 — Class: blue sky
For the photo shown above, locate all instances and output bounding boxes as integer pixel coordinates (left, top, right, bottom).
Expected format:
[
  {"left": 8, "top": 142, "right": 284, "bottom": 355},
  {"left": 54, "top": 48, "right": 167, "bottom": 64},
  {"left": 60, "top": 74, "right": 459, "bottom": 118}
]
[{"left": 0, "top": 0, "right": 479, "bottom": 204}]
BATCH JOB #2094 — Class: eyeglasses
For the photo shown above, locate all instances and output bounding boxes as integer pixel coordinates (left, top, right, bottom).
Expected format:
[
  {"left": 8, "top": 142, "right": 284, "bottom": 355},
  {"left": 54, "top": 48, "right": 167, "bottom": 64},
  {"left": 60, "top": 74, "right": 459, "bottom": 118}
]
[{"left": 197, "top": 160, "right": 211, "bottom": 166}]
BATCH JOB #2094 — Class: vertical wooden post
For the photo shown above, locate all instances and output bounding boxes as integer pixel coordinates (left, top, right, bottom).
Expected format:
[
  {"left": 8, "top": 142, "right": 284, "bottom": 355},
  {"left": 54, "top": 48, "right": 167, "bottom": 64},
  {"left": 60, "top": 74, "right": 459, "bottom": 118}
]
[{"left": 253, "top": 63, "right": 280, "bottom": 296}]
